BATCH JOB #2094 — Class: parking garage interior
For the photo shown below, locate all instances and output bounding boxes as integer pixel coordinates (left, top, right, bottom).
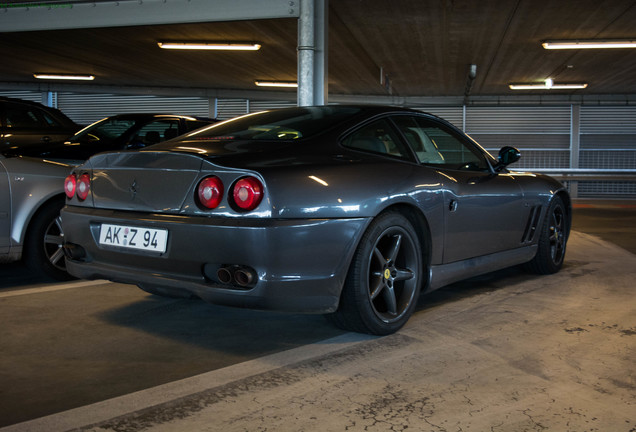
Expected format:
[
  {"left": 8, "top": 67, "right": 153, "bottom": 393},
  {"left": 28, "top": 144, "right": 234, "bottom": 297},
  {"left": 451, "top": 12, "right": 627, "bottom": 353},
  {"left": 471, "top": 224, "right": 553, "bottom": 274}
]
[{"left": 1, "top": 0, "right": 635, "bottom": 431}]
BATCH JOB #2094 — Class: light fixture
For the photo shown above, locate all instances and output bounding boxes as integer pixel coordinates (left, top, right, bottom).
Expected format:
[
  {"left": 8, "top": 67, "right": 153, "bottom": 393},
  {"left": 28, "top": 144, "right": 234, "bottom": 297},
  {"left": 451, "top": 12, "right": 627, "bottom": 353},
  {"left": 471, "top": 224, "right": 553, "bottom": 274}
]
[
  {"left": 157, "top": 42, "right": 261, "bottom": 51},
  {"left": 34, "top": 73, "right": 95, "bottom": 81},
  {"left": 509, "top": 81, "right": 588, "bottom": 90},
  {"left": 254, "top": 80, "right": 298, "bottom": 88},
  {"left": 542, "top": 39, "right": 636, "bottom": 49}
]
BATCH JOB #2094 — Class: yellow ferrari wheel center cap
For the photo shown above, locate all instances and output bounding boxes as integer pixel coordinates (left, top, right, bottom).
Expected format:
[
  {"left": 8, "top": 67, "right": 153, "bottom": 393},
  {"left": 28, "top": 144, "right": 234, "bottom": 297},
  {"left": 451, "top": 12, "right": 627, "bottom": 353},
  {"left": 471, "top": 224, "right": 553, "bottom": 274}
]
[{"left": 384, "top": 269, "right": 391, "bottom": 279}]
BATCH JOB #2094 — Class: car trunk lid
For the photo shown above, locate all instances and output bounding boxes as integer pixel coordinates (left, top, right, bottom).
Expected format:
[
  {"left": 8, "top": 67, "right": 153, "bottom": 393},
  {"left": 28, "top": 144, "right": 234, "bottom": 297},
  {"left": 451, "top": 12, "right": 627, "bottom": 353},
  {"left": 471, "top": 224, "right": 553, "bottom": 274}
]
[{"left": 83, "top": 151, "right": 205, "bottom": 213}]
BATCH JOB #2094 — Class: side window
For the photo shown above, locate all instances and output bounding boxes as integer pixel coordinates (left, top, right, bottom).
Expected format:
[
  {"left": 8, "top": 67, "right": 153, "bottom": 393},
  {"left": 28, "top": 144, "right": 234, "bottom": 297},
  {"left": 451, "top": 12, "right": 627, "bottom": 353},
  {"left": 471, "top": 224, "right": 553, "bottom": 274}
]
[
  {"left": 5, "top": 104, "right": 47, "bottom": 129},
  {"left": 40, "top": 110, "right": 64, "bottom": 128},
  {"left": 393, "top": 116, "right": 489, "bottom": 171},
  {"left": 342, "top": 119, "right": 409, "bottom": 158},
  {"left": 133, "top": 120, "right": 180, "bottom": 146}
]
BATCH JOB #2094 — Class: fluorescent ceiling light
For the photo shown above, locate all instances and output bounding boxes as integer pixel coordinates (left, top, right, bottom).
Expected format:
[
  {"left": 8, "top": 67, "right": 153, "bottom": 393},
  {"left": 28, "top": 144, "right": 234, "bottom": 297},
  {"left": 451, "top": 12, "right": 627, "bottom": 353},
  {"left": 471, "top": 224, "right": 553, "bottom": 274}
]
[
  {"left": 254, "top": 80, "right": 298, "bottom": 88},
  {"left": 542, "top": 39, "right": 636, "bottom": 49},
  {"left": 509, "top": 82, "right": 588, "bottom": 90},
  {"left": 34, "top": 73, "right": 95, "bottom": 81},
  {"left": 158, "top": 42, "right": 261, "bottom": 51}
]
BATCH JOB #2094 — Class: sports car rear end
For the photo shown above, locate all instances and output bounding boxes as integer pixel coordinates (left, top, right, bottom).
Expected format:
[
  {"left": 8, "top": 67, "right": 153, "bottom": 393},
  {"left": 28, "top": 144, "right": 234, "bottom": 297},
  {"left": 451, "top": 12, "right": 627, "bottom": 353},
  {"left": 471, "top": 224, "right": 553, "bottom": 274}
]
[{"left": 62, "top": 149, "right": 368, "bottom": 312}]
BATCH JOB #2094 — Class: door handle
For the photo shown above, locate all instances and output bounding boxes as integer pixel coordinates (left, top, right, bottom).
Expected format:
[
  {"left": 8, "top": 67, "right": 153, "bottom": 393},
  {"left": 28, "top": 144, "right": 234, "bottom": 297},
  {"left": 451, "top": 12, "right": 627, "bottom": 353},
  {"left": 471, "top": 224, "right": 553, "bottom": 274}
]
[
  {"left": 449, "top": 199, "right": 458, "bottom": 212},
  {"left": 41, "top": 136, "right": 51, "bottom": 142}
]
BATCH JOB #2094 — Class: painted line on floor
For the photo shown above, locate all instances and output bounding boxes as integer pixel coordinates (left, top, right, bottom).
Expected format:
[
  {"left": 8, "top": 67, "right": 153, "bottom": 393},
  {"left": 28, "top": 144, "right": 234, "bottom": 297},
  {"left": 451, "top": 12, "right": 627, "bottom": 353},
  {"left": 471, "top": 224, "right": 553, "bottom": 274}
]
[
  {"left": 0, "top": 280, "right": 110, "bottom": 298},
  {"left": 0, "top": 332, "right": 376, "bottom": 432}
]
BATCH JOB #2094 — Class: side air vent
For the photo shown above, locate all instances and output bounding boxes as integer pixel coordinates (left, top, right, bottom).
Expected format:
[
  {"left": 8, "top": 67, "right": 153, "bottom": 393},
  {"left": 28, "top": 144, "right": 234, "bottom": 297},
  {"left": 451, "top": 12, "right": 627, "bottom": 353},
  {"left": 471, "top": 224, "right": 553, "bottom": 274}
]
[{"left": 521, "top": 205, "right": 543, "bottom": 243}]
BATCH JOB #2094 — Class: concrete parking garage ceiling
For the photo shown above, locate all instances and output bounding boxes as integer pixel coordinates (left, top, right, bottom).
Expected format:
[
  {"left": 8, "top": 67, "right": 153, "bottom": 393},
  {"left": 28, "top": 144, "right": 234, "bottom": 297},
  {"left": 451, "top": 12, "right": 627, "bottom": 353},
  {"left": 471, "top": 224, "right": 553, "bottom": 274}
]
[{"left": 1, "top": 0, "right": 635, "bottom": 101}]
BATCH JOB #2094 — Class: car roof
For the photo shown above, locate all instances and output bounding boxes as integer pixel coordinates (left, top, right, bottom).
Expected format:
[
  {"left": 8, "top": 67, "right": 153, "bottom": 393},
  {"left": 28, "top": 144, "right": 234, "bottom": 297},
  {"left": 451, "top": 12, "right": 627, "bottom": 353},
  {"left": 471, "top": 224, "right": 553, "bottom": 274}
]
[{"left": 98, "top": 113, "right": 215, "bottom": 121}]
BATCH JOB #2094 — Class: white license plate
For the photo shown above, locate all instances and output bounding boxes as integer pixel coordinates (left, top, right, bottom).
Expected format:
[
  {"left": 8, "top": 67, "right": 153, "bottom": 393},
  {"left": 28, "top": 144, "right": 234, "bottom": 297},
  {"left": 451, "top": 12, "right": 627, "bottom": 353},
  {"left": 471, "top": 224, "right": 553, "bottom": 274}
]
[{"left": 99, "top": 224, "right": 168, "bottom": 253}]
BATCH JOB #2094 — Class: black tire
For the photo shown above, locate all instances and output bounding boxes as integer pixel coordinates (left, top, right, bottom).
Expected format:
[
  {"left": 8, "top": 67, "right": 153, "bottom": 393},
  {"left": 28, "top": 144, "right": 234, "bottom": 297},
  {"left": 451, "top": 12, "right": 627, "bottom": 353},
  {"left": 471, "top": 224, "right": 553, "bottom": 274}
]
[
  {"left": 525, "top": 196, "right": 568, "bottom": 274},
  {"left": 23, "top": 197, "right": 74, "bottom": 280},
  {"left": 327, "top": 211, "right": 423, "bottom": 335}
]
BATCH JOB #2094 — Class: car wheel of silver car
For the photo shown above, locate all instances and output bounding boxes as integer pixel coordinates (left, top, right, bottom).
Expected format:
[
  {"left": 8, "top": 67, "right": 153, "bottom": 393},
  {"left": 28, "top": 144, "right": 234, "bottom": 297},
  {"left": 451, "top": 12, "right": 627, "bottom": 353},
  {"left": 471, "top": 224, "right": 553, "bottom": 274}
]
[
  {"left": 329, "top": 211, "right": 423, "bottom": 335},
  {"left": 525, "top": 196, "right": 568, "bottom": 275},
  {"left": 24, "top": 197, "right": 73, "bottom": 280}
]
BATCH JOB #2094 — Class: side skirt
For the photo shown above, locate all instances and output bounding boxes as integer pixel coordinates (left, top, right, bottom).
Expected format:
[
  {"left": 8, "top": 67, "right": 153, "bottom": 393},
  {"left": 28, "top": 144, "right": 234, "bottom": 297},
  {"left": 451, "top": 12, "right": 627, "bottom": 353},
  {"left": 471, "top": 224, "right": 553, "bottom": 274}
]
[{"left": 425, "top": 245, "right": 537, "bottom": 293}]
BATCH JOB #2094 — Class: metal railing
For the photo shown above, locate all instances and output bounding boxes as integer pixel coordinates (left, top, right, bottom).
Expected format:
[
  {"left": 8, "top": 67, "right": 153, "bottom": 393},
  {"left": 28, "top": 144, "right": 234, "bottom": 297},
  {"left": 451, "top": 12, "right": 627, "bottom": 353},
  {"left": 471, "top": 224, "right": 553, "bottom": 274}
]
[
  {"left": 531, "top": 169, "right": 636, "bottom": 182},
  {"left": 524, "top": 169, "right": 636, "bottom": 198}
]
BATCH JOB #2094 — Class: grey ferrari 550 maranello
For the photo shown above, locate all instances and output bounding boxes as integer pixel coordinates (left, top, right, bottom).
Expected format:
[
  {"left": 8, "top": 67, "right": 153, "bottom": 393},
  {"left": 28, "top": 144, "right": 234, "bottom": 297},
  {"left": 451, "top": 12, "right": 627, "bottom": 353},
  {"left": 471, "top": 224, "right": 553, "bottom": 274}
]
[{"left": 61, "top": 105, "right": 571, "bottom": 334}]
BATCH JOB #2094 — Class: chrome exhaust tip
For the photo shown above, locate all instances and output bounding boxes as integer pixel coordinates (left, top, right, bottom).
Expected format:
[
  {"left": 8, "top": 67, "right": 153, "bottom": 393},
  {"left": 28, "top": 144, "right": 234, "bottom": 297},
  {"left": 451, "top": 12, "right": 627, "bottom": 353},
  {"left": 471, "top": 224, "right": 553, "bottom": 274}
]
[{"left": 216, "top": 266, "right": 233, "bottom": 284}]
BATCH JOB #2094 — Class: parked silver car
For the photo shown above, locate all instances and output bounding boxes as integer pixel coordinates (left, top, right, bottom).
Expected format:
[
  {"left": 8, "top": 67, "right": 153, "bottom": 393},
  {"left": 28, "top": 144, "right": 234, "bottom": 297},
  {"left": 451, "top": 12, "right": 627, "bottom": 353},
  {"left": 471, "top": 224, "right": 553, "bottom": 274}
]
[{"left": 0, "top": 155, "right": 71, "bottom": 279}]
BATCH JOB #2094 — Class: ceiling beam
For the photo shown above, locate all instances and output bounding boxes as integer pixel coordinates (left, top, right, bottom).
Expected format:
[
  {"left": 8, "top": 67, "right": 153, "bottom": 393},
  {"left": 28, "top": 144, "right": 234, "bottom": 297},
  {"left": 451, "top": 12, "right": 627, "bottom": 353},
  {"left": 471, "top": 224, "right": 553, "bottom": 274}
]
[{"left": 0, "top": 0, "right": 299, "bottom": 32}]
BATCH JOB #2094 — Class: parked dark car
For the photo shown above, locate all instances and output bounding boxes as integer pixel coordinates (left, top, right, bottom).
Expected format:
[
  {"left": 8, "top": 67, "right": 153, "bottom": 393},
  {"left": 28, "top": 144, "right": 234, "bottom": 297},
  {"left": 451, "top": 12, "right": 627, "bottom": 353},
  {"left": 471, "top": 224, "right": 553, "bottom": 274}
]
[
  {"left": 3, "top": 113, "right": 215, "bottom": 162},
  {"left": 0, "top": 96, "right": 80, "bottom": 152},
  {"left": 61, "top": 105, "right": 571, "bottom": 334}
]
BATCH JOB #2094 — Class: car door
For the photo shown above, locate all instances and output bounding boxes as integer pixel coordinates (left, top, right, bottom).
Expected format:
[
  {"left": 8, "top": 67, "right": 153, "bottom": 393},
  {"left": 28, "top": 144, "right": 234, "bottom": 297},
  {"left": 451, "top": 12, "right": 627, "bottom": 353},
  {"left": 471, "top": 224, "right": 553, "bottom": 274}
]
[{"left": 392, "top": 115, "right": 527, "bottom": 263}]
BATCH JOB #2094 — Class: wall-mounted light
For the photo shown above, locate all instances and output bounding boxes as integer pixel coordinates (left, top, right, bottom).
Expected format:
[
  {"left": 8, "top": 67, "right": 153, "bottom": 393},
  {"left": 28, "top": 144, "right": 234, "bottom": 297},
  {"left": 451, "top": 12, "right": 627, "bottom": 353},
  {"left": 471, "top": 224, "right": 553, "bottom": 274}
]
[
  {"left": 34, "top": 73, "right": 95, "bottom": 81},
  {"left": 254, "top": 80, "right": 298, "bottom": 88},
  {"left": 509, "top": 80, "right": 588, "bottom": 90},
  {"left": 542, "top": 39, "right": 636, "bottom": 49},
  {"left": 158, "top": 42, "right": 261, "bottom": 51}
]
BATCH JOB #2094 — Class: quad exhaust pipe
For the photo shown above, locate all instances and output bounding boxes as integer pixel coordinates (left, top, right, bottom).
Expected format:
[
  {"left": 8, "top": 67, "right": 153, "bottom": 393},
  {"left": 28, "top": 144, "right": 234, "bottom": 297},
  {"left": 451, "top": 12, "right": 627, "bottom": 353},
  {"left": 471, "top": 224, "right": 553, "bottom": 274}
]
[{"left": 216, "top": 265, "right": 257, "bottom": 288}]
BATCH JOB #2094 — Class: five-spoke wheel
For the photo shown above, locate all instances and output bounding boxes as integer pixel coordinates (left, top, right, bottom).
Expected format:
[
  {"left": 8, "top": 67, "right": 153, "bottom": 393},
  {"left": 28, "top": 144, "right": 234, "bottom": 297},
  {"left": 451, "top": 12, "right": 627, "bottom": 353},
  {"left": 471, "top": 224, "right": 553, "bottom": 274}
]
[
  {"left": 328, "top": 212, "right": 423, "bottom": 335},
  {"left": 525, "top": 196, "right": 569, "bottom": 274}
]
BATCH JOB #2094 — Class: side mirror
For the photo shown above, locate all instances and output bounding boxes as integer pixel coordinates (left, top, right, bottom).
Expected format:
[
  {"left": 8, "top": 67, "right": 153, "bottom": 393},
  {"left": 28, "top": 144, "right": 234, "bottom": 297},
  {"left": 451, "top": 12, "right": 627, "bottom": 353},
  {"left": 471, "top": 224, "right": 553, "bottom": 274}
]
[{"left": 496, "top": 146, "right": 521, "bottom": 170}]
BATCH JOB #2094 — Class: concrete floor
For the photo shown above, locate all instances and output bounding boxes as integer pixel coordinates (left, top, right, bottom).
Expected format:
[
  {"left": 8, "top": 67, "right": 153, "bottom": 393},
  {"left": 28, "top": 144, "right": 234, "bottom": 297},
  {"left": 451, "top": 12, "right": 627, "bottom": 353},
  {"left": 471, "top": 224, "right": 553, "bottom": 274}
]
[{"left": 0, "top": 200, "right": 634, "bottom": 431}]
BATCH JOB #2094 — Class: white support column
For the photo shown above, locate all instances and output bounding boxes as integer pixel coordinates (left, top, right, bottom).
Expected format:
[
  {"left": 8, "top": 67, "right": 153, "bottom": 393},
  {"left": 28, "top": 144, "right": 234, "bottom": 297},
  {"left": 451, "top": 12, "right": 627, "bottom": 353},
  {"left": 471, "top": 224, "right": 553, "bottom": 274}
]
[{"left": 297, "top": 0, "right": 328, "bottom": 106}]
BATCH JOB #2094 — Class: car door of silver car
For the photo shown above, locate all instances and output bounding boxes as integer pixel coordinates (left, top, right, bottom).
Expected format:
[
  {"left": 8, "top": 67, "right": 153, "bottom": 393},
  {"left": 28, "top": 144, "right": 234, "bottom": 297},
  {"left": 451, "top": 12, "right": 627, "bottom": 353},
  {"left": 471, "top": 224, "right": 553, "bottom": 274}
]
[{"left": 393, "top": 115, "right": 527, "bottom": 263}]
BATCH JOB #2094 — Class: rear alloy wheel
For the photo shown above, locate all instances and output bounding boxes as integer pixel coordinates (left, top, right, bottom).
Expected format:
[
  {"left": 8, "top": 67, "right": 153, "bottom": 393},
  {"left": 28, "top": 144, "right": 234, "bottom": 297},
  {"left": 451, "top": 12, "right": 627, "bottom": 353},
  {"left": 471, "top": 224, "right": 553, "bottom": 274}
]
[
  {"left": 24, "top": 198, "right": 73, "bottom": 280},
  {"left": 525, "top": 196, "right": 568, "bottom": 274},
  {"left": 328, "top": 212, "right": 423, "bottom": 335}
]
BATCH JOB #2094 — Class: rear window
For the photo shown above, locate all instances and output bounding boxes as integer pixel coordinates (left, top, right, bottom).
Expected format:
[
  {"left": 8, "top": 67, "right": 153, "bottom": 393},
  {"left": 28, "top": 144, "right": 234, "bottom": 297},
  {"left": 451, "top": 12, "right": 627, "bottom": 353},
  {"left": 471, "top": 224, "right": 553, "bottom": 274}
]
[{"left": 186, "top": 107, "right": 361, "bottom": 141}]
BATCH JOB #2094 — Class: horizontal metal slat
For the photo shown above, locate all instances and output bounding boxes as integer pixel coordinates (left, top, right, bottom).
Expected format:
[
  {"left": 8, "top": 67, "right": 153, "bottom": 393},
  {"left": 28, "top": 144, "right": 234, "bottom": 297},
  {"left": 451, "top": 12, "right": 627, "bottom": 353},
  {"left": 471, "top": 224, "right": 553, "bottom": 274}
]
[
  {"left": 57, "top": 93, "right": 210, "bottom": 125},
  {"left": 581, "top": 106, "right": 636, "bottom": 134},
  {"left": 466, "top": 106, "right": 571, "bottom": 134}
]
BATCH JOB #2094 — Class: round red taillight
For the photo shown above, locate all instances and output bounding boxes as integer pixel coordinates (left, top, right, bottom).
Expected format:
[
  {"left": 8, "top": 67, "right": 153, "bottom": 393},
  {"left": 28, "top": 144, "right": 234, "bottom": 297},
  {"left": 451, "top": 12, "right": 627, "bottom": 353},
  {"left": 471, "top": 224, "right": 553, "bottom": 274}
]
[
  {"left": 76, "top": 173, "right": 91, "bottom": 201},
  {"left": 197, "top": 176, "right": 224, "bottom": 209},
  {"left": 232, "top": 177, "right": 263, "bottom": 211},
  {"left": 64, "top": 174, "right": 77, "bottom": 199}
]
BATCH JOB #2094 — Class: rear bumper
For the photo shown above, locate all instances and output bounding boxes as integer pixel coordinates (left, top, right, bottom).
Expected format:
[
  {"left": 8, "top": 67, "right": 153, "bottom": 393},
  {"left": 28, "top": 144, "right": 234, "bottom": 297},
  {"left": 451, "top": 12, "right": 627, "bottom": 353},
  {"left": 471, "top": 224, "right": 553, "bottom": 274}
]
[{"left": 61, "top": 206, "right": 369, "bottom": 313}]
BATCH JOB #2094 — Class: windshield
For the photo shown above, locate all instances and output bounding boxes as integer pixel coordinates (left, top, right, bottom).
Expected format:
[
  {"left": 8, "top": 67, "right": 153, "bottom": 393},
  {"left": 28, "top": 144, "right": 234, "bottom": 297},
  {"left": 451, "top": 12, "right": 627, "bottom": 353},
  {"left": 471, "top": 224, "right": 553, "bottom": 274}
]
[
  {"left": 69, "top": 117, "right": 138, "bottom": 144},
  {"left": 185, "top": 107, "right": 361, "bottom": 141}
]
